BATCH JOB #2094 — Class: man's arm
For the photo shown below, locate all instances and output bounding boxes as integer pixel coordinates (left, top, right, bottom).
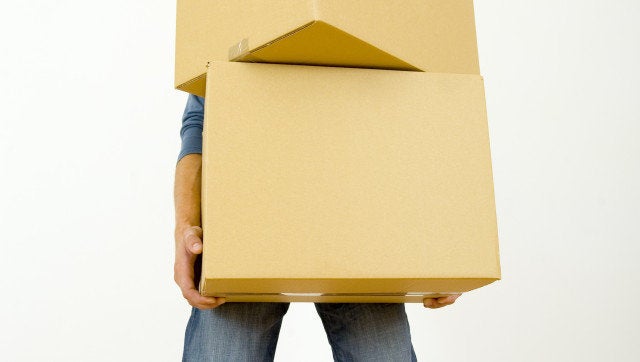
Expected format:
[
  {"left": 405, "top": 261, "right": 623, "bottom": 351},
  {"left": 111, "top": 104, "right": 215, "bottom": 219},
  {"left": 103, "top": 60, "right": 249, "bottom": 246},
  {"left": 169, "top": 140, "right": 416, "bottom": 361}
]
[{"left": 174, "top": 153, "right": 225, "bottom": 309}]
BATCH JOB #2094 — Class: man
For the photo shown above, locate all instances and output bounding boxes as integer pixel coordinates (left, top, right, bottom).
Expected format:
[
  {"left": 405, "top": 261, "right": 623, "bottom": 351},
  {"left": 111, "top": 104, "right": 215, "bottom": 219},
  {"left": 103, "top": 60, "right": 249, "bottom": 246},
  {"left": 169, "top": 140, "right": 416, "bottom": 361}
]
[{"left": 174, "top": 94, "right": 461, "bottom": 361}]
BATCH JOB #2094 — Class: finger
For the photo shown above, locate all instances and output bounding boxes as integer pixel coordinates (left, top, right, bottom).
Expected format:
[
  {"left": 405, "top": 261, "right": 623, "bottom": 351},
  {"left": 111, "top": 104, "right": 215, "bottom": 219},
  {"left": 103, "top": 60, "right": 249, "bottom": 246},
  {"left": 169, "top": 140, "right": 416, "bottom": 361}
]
[
  {"left": 174, "top": 264, "right": 226, "bottom": 309},
  {"left": 423, "top": 298, "right": 440, "bottom": 309},
  {"left": 183, "top": 289, "right": 226, "bottom": 309},
  {"left": 424, "top": 303, "right": 445, "bottom": 309},
  {"left": 437, "top": 294, "right": 461, "bottom": 305},
  {"left": 423, "top": 294, "right": 460, "bottom": 309}
]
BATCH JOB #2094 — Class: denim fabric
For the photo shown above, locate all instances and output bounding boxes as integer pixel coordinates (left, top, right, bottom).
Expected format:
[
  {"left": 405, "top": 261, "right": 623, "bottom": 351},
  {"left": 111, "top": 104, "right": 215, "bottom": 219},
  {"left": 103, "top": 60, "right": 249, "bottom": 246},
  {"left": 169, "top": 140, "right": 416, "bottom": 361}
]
[
  {"left": 183, "top": 303, "right": 290, "bottom": 362},
  {"left": 314, "top": 303, "right": 417, "bottom": 362},
  {"left": 183, "top": 303, "right": 416, "bottom": 362}
]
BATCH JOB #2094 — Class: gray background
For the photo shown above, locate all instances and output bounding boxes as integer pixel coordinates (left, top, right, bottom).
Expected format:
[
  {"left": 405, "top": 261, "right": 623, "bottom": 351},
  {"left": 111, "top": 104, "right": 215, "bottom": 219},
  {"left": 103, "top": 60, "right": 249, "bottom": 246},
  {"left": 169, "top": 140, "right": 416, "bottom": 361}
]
[{"left": 1, "top": 1, "right": 638, "bottom": 360}]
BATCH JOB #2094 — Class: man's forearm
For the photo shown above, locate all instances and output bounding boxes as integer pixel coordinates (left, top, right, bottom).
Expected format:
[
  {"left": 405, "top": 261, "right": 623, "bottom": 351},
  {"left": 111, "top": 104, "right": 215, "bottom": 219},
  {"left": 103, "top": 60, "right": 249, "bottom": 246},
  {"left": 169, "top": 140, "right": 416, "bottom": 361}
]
[{"left": 174, "top": 154, "right": 202, "bottom": 241}]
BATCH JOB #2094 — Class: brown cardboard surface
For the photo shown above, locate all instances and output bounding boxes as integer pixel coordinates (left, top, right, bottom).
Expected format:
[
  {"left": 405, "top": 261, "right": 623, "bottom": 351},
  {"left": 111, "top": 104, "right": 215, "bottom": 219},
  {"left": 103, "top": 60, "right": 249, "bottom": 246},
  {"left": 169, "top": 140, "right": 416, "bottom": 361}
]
[
  {"left": 200, "top": 62, "right": 500, "bottom": 303},
  {"left": 176, "top": 0, "right": 480, "bottom": 96}
]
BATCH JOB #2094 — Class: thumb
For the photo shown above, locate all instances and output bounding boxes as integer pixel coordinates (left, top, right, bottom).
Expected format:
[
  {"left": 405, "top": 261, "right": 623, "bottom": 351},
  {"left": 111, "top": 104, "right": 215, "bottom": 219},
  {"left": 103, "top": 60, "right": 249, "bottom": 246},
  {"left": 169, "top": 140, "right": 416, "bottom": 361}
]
[
  {"left": 184, "top": 226, "right": 204, "bottom": 255},
  {"left": 189, "top": 241, "right": 203, "bottom": 254}
]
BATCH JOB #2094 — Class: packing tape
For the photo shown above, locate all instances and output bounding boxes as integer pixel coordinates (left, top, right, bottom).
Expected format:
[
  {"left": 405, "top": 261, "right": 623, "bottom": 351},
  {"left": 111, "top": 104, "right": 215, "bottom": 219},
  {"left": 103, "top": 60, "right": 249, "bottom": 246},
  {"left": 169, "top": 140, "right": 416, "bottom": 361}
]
[{"left": 229, "top": 38, "right": 250, "bottom": 60}]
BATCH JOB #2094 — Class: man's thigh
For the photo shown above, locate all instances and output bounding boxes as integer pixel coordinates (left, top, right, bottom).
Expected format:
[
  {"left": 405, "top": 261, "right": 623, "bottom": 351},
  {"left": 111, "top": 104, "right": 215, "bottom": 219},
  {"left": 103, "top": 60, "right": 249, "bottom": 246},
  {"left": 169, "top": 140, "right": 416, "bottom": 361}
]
[
  {"left": 183, "top": 302, "right": 290, "bottom": 362},
  {"left": 315, "top": 303, "right": 417, "bottom": 362}
]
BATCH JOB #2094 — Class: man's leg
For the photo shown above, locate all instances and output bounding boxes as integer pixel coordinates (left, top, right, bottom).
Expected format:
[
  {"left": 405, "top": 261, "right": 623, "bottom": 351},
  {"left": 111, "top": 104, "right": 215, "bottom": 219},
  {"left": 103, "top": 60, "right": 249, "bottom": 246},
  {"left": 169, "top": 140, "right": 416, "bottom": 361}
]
[
  {"left": 315, "top": 303, "right": 417, "bottom": 362},
  {"left": 183, "top": 302, "right": 290, "bottom": 362}
]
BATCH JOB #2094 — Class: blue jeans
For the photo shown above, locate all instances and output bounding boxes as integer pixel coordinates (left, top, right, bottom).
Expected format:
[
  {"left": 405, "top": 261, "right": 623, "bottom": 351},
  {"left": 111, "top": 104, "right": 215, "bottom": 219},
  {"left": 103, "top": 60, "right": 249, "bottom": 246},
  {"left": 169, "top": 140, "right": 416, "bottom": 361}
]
[{"left": 183, "top": 303, "right": 417, "bottom": 361}]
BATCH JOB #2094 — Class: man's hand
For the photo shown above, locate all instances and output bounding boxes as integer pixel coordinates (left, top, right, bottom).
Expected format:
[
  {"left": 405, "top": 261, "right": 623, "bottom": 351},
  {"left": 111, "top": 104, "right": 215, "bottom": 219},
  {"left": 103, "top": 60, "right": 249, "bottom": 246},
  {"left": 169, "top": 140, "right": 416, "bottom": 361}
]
[
  {"left": 423, "top": 293, "right": 461, "bottom": 309},
  {"left": 174, "top": 225, "right": 226, "bottom": 309}
]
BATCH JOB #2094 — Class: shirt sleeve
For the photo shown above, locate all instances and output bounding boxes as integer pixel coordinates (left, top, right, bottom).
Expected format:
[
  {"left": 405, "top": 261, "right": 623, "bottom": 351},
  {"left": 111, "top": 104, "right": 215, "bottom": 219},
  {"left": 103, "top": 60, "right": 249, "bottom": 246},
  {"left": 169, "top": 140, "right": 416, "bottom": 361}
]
[{"left": 178, "top": 94, "right": 205, "bottom": 162}]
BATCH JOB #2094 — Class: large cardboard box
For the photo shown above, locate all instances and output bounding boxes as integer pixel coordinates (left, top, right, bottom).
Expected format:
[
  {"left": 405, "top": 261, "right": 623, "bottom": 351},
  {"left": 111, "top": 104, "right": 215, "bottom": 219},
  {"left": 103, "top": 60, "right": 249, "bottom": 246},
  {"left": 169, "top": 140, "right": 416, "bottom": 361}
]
[
  {"left": 176, "top": 0, "right": 480, "bottom": 96},
  {"left": 199, "top": 62, "right": 500, "bottom": 303}
]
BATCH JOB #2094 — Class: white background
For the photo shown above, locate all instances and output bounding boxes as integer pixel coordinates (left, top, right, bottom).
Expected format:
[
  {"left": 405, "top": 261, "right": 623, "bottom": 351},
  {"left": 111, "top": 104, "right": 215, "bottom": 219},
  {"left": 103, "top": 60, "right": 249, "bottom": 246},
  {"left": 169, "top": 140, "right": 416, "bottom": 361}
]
[{"left": 1, "top": 1, "right": 639, "bottom": 361}]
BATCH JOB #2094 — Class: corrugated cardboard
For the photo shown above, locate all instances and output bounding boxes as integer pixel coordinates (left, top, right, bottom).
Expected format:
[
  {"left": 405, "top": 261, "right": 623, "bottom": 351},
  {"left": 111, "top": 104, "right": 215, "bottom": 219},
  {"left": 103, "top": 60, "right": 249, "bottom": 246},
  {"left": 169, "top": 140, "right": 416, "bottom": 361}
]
[
  {"left": 200, "top": 62, "right": 500, "bottom": 303},
  {"left": 176, "top": 0, "right": 480, "bottom": 96}
]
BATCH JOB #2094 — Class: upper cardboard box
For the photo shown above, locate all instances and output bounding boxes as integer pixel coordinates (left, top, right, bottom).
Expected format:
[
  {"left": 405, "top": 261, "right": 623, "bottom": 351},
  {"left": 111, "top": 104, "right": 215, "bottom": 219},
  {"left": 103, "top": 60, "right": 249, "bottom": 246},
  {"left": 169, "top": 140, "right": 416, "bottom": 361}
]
[
  {"left": 176, "top": 0, "right": 480, "bottom": 96},
  {"left": 200, "top": 62, "right": 500, "bottom": 303}
]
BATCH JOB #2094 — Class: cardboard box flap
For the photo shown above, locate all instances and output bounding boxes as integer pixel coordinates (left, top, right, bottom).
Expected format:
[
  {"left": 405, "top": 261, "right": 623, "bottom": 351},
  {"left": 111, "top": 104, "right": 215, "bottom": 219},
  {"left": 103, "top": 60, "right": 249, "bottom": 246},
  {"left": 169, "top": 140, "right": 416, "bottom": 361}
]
[{"left": 230, "top": 21, "right": 420, "bottom": 71}]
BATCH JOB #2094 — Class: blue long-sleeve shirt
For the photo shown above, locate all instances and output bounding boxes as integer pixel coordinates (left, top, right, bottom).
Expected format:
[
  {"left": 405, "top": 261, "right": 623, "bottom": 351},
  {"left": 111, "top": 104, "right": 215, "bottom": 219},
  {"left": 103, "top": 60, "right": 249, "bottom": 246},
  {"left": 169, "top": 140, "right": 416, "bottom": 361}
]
[{"left": 178, "top": 94, "right": 206, "bottom": 161}]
